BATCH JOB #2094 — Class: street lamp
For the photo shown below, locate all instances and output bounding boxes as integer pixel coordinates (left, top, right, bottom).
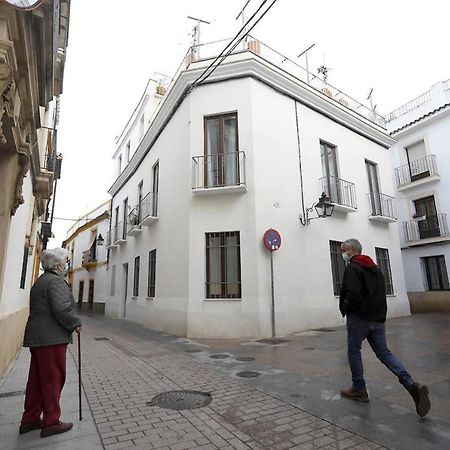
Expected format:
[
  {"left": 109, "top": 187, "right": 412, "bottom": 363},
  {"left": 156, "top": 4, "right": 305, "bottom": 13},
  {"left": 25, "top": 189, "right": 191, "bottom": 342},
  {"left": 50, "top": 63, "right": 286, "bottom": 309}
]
[
  {"left": 300, "top": 192, "right": 334, "bottom": 226},
  {"left": 96, "top": 234, "right": 105, "bottom": 246}
]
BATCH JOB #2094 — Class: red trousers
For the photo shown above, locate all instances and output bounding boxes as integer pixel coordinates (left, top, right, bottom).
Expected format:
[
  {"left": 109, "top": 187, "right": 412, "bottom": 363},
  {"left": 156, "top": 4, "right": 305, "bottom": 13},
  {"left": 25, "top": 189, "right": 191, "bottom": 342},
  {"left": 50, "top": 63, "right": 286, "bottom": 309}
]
[{"left": 21, "top": 344, "right": 67, "bottom": 427}]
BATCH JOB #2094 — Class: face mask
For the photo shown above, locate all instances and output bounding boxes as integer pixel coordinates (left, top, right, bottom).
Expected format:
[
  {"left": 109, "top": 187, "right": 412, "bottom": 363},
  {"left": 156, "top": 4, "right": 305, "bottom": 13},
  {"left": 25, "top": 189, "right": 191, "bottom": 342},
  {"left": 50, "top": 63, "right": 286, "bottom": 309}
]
[{"left": 342, "top": 252, "right": 352, "bottom": 264}]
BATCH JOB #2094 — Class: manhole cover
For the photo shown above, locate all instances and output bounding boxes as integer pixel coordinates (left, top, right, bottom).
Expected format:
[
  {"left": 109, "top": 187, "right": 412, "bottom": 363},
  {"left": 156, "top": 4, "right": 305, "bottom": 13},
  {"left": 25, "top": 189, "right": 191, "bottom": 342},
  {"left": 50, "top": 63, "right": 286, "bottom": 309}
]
[
  {"left": 94, "top": 336, "right": 110, "bottom": 341},
  {"left": 185, "top": 349, "right": 202, "bottom": 353},
  {"left": 0, "top": 390, "right": 25, "bottom": 398},
  {"left": 314, "top": 328, "right": 337, "bottom": 332},
  {"left": 236, "top": 356, "right": 255, "bottom": 362},
  {"left": 256, "top": 338, "right": 290, "bottom": 345},
  {"left": 209, "top": 354, "right": 229, "bottom": 359},
  {"left": 236, "top": 371, "right": 260, "bottom": 378},
  {"left": 147, "top": 390, "right": 212, "bottom": 411}
]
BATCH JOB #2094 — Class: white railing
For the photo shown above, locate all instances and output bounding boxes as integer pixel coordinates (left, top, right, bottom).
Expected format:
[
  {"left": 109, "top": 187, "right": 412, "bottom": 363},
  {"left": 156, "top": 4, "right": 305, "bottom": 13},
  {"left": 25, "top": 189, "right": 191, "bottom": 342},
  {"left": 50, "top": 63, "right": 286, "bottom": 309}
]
[{"left": 385, "top": 90, "right": 432, "bottom": 122}]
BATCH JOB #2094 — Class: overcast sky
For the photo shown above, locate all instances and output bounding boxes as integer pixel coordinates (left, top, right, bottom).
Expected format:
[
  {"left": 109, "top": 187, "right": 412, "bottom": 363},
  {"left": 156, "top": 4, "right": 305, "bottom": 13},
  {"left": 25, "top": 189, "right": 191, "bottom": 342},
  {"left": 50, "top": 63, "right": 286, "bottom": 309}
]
[{"left": 49, "top": 0, "right": 450, "bottom": 246}]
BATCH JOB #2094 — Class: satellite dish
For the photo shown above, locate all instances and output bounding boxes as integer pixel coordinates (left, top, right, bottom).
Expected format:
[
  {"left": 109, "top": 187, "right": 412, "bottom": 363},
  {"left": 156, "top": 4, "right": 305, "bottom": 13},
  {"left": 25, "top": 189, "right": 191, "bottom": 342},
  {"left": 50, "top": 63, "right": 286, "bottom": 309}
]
[{"left": 0, "top": 0, "right": 44, "bottom": 10}]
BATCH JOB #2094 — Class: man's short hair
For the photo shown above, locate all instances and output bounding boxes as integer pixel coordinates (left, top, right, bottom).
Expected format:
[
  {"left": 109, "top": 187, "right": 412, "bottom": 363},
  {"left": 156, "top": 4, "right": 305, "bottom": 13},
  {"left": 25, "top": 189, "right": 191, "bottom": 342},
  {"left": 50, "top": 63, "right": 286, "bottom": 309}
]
[{"left": 342, "top": 238, "right": 362, "bottom": 254}]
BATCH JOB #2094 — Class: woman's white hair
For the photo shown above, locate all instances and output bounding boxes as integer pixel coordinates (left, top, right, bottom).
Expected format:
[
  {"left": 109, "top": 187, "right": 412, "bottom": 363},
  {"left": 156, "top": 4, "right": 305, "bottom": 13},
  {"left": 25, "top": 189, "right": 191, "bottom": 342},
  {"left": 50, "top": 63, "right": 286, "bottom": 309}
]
[{"left": 41, "top": 248, "right": 69, "bottom": 270}]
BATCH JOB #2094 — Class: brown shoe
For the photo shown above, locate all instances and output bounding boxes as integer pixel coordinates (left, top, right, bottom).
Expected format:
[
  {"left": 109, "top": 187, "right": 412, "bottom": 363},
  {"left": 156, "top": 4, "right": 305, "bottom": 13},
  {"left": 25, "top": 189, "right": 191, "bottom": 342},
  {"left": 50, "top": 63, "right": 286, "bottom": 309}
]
[
  {"left": 410, "top": 382, "right": 431, "bottom": 417},
  {"left": 41, "top": 421, "right": 73, "bottom": 438},
  {"left": 19, "top": 421, "right": 42, "bottom": 434},
  {"left": 340, "top": 387, "right": 369, "bottom": 402}
]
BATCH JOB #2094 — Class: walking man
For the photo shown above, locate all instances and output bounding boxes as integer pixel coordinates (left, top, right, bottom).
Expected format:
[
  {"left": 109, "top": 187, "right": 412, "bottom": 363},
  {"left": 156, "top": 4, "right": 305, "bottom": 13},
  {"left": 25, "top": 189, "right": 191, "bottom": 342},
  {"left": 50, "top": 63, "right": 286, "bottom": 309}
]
[{"left": 339, "top": 238, "right": 430, "bottom": 417}]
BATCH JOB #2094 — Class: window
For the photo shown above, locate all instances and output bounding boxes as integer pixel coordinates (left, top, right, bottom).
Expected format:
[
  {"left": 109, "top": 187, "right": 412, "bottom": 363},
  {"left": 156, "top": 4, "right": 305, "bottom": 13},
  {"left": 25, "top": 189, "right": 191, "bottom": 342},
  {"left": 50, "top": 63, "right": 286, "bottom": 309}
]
[
  {"left": 20, "top": 246, "right": 29, "bottom": 289},
  {"left": 88, "top": 280, "right": 94, "bottom": 309},
  {"left": 414, "top": 196, "right": 439, "bottom": 239},
  {"left": 405, "top": 140, "right": 428, "bottom": 181},
  {"left": 137, "top": 181, "right": 143, "bottom": 223},
  {"left": 204, "top": 113, "right": 239, "bottom": 187},
  {"left": 365, "top": 160, "right": 381, "bottom": 215},
  {"left": 140, "top": 114, "right": 145, "bottom": 138},
  {"left": 375, "top": 247, "right": 394, "bottom": 295},
  {"left": 148, "top": 249, "right": 156, "bottom": 297},
  {"left": 205, "top": 231, "right": 241, "bottom": 299},
  {"left": 122, "top": 198, "right": 128, "bottom": 239},
  {"left": 126, "top": 141, "right": 131, "bottom": 163},
  {"left": 329, "top": 240, "right": 346, "bottom": 296},
  {"left": 118, "top": 154, "right": 122, "bottom": 175},
  {"left": 152, "top": 161, "right": 159, "bottom": 216},
  {"left": 78, "top": 280, "right": 84, "bottom": 305},
  {"left": 133, "top": 256, "right": 140, "bottom": 297},
  {"left": 320, "top": 141, "right": 340, "bottom": 203},
  {"left": 422, "top": 256, "right": 449, "bottom": 290},
  {"left": 110, "top": 265, "right": 116, "bottom": 296}
]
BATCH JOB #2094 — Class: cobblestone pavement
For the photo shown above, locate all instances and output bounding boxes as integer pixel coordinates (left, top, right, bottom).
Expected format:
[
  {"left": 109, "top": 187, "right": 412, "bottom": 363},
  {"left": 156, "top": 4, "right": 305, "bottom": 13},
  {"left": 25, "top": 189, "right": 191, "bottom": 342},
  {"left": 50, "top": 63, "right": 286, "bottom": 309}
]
[{"left": 76, "top": 314, "right": 385, "bottom": 450}]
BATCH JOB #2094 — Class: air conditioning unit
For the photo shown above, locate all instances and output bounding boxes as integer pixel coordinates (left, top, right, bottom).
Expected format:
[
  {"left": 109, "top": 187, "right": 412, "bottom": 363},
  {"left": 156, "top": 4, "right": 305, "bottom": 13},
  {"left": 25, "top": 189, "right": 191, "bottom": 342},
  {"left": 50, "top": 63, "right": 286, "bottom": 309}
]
[
  {"left": 321, "top": 87, "right": 332, "bottom": 98},
  {"left": 247, "top": 39, "right": 261, "bottom": 55},
  {"left": 338, "top": 98, "right": 349, "bottom": 107}
]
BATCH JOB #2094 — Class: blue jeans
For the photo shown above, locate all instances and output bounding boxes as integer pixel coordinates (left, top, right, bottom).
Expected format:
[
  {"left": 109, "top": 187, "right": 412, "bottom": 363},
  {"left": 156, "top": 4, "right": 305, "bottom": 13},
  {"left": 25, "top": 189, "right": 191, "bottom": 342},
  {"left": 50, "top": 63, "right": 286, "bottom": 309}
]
[{"left": 346, "top": 314, "right": 414, "bottom": 392}]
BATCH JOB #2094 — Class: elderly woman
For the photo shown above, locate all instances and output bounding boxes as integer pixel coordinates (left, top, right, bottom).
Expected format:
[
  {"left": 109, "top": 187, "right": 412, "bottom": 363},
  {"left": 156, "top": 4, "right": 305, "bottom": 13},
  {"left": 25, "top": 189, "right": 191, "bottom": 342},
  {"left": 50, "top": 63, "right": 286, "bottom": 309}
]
[{"left": 20, "top": 248, "right": 81, "bottom": 438}]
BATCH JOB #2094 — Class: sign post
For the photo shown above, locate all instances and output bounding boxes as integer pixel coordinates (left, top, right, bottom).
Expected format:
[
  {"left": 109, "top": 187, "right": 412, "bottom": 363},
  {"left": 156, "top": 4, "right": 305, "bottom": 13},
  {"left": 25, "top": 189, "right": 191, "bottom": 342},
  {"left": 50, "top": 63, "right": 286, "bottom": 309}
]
[{"left": 263, "top": 229, "right": 282, "bottom": 337}]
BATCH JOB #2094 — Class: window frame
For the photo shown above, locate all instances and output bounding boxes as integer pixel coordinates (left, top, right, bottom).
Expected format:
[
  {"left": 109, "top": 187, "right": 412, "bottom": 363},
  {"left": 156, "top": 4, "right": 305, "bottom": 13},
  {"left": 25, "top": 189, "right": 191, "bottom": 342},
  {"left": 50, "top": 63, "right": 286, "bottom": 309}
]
[
  {"left": 375, "top": 247, "right": 394, "bottom": 295},
  {"left": 78, "top": 280, "right": 84, "bottom": 305},
  {"left": 205, "top": 231, "right": 242, "bottom": 299},
  {"left": 329, "top": 240, "right": 346, "bottom": 296},
  {"left": 147, "top": 249, "right": 157, "bottom": 298},
  {"left": 133, "top": 256, "right": 140, "bottom": 297},
  {"left": 423, "top": 255, "right": 450, "bottom": 290}
]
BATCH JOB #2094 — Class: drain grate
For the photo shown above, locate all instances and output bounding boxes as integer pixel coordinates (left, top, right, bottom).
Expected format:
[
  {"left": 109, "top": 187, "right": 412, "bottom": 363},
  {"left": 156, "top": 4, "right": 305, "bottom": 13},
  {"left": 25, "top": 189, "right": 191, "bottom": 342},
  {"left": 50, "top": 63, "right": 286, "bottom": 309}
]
[
  {"left": 237, "top": 371, "right": 260, "bottom": 378},
  {"left": 236, "top": 356, "right": 255, "bottom": 362},
  {"left": 256, "top": 338, "right": 290, "bottom": 345},
  {"left": 94, "top": 336, "right": 110, "bottom": 341},
  {"left": 209, "top": 354, "right": 229, "bottom": 359},
  {"left": 185, "top": 349, "right": 202, "bottom": 353},
  {"left": 147, "top": 390, "right": 212, "bottom": 411},
  {"left": 0, "top": 390, "right": 25, "bottom": 398}
]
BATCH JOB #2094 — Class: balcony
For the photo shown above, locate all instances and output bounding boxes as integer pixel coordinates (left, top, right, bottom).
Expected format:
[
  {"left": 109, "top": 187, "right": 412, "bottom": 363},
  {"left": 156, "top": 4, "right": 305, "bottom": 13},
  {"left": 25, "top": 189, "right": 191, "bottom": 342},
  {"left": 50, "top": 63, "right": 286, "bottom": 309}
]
[
  {"left": 127, "top": 207, "right": 142, "bottom": 236},
  {"left": 111, "top": 222, "right": 126, "bottom": 245},
  {"left": 403, "top": 213, "right": 450, "bottom": 246},
  {"left": 395, "top": 155, "right": 439, "bottom": 190},
  {"left": 138, "top": 192, "right": 158, "bottom": 226},
  {"left": 367, "top": 193, "right": 397, "bottom": 223},
  {"left": 192, "top": 151, "right": 247, "bottom": 194},
  {"left": 106, "top": 230, "right": 117, "bottom": 249},
  {"left": 82, "top": 247, "right": 97, "bottom": 270},
  {"left": 319, "top": 176, "right": 357, "bottom": 213}
]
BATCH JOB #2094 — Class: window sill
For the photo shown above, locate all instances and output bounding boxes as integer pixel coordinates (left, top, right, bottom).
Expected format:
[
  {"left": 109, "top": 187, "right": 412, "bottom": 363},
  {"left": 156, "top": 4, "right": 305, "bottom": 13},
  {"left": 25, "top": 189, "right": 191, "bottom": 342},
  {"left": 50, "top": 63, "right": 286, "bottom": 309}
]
[
  {"left": 131, "top": 296, "right": 138, "bottom": 300},
  {"left": 145, "top": 297, "right": 154, "bottom": 301},
  {"left": 204, "top": 298, "right": 242, "bottom": 302}
]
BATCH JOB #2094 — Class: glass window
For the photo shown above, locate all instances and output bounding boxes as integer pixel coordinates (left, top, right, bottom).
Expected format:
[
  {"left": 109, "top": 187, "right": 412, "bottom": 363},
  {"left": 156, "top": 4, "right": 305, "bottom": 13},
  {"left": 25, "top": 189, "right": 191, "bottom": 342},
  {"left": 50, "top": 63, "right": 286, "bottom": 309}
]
[
  {"left": 329, "top": 240, "right": 346, "bottom": 296},
  {"left": 148, "top": 249, "right": 157, "bottom": 297},
  {"left": 133, "top": 256, "right": 140, "bottom": 297},
  {"left": 375, "top": 247, "right": 394, "bottom": 295},
  {"left": 423, "top": 256, "right": 449, "bottom": 290}
]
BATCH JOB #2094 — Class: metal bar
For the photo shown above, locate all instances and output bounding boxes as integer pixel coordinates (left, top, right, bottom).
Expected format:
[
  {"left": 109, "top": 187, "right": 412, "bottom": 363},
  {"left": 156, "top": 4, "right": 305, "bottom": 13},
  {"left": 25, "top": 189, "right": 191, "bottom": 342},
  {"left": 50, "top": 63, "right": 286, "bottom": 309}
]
[{"left": 270, "top": 251, "right": 275, "bottom": 338}]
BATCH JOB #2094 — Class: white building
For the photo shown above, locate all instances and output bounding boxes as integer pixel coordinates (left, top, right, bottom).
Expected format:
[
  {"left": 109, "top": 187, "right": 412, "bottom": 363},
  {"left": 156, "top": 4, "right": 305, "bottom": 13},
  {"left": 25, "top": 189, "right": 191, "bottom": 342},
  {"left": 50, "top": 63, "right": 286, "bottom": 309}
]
[
  {"left": 63, "top": 200, "right": 111, "bottom": 314},
  {"left": 386, "top": 79, "right": 450, "bottom": 312},
  {"left": 0, "top": 0, "right": 70, "bottom": 377},
  {"left": 105, "top": 38, "right": 410, "bottom": 339}
]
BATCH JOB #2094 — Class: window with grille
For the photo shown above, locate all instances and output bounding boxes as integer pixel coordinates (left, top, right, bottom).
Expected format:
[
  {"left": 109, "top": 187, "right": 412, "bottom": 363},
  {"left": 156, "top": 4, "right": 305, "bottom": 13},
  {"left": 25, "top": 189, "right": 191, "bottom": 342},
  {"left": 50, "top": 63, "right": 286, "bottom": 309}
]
[
  {"left": 206, "top": 231, "right": 241, "bottom": 299},
  {"left": 147, "top": 249, "right": 156, "bottom": 297},
  {"left": 329, "top": 240, "right": 346, "bottom": 296},
  {"left": 110, "top": 265, "right": 116, "bottom": 296},
  {"left": 375, "top": 247, "right": 394, "bottom": 295},
  {"left": 422, "top": 255, "right": 449, "bottom": 290},
  {"left": 78, "top": 280, "right": 84, "bottom": 305},
  {"left": 133, "top": 256, "right": 140, "bottom": 297},
  {"left": 88, "top": 280, "right": 94, "bottom": 309},
  {"left": 19, "top": 246, "right": 29, "bottom": 289}
]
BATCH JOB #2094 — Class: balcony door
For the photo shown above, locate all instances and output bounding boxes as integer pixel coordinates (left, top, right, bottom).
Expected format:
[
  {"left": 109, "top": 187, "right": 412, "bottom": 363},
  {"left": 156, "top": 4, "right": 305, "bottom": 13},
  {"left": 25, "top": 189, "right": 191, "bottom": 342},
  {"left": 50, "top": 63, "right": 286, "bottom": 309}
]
[
  {"left": 204, "top": 113, "right": 238, "bottom": 187},
  {"left": 152, "top": 162, "right": 159, "bottom": 216},
  {"left": 320, "top": 141, "right": 340, "bottom": 203},
  {"left": 122, "top": 198, "right": 128, "bottom": 239},
  {"left": 366, "top": 160, "right": 381, "bottom": 215},
  {"left": 406, "top": 140, "right": 428, "bottom": 182},
  {"left": 414, "top": 196, "right": 439, "bottom": 239}
]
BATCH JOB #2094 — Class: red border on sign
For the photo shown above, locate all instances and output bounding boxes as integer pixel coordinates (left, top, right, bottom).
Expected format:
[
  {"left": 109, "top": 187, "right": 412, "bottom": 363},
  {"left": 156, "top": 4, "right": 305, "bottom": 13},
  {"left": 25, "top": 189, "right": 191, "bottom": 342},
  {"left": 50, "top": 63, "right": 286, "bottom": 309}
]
[{"left": 263, "top": 228, "right": 282, "bottom": 252}]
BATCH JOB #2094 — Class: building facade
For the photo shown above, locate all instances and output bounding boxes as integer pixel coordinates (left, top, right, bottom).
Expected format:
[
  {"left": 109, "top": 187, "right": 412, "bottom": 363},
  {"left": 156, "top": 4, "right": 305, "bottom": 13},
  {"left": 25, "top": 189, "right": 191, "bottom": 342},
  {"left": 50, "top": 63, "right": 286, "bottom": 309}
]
[
  {"left": 106, "top": 39, "right": 411, "bottom": 339},
  {"left": 64, "top": 200, "right": 111, "bottom": 314},
  {"left": 386, "top": 79, "right": 450, "bottom": 312},
  {"left": 0, "top": 0, "right": 70, "bottom": 376}
]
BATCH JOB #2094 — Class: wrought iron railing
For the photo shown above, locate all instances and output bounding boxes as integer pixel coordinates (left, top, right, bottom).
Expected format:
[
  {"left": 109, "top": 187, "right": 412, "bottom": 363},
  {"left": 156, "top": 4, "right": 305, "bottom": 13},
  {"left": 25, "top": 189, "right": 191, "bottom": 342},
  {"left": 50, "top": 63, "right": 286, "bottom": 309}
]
[
  {"left": 127, "top": 207, "right": 141, "bottom": 233},
  {"left": 394, "top": 154, "right": 438, "bottom": 187},
  {"left": 138, "top": 192, "right": 158, "bottom": 222},
  {"left": 385, "top": 90, "right": 432, "bottom": 122},
  {"left": 404, "top": 213, "right": 449, "bottom": 242},
  {"left": 82, "top": 246, "right": 96, "bottom": 266},
  {"left": 367, "top": 193, "right": 397, "bottom": 219},
  {"left": 110, "top": 222, "right": 124, "bottom": 243},
  {"left": 320, "top": 176, "right": 356, "bottom": 209},
  {"left": 192, "top": 151, "right": 246, "bottom": 189}
]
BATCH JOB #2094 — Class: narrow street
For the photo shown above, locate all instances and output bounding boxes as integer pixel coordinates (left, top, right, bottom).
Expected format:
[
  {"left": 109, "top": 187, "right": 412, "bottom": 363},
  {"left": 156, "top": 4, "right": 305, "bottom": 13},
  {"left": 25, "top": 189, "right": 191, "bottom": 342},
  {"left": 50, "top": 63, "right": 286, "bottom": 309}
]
[{"left": 1, "top": 313, "right": 449, "bottom": 449}]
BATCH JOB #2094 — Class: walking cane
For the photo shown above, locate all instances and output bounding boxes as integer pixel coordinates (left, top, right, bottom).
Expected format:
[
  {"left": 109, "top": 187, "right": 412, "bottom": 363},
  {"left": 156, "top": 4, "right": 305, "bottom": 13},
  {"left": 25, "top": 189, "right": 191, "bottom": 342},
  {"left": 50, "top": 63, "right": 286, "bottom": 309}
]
[{"left": 77, "top": 329, "right": 82, "bottom": 421}]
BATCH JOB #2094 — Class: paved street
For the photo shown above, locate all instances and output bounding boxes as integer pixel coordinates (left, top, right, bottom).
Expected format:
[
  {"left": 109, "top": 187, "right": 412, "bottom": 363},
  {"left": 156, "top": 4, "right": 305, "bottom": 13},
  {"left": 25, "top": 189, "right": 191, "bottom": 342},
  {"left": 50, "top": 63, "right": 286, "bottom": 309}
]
[{"left": 1, "top": 312, "right": 449, "bottom": 449}]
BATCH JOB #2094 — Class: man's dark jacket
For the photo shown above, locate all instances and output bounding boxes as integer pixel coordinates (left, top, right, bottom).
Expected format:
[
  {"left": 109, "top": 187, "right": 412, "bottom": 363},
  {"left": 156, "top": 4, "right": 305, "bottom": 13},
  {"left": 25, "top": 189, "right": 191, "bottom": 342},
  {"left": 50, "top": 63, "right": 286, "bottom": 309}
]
[
  {"left": 23, "top": 270, "right": 81, "bottom": 347},
  {"left": 339, "top": 254, "right": 387, "bottom": 322}
]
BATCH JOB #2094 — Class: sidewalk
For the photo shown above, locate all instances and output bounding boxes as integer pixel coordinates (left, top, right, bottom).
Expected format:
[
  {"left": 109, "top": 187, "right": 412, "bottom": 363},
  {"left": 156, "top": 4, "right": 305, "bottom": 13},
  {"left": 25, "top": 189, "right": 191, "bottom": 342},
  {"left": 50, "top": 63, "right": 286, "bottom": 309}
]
[
  {"left": 1, "top": 312, "right": 449, "bottom": 449},
  {"left": 0, "top": 342, "right": 103, "bottom": 449}
]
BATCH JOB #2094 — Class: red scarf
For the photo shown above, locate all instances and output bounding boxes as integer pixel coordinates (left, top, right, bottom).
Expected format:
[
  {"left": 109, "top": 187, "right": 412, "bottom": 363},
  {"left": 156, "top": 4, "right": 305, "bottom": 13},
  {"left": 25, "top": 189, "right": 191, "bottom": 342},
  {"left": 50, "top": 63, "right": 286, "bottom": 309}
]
[{"left": 352, "top": 254, "right": 376, "bottom": 268}]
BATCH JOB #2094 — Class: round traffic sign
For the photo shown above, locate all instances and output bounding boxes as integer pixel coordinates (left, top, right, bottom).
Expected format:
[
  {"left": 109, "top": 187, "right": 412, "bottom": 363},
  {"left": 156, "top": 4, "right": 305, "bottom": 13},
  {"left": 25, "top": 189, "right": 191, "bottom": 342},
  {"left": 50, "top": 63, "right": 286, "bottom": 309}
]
[{"left": 263, "top": 229, "right": 282, "bottom": 252}]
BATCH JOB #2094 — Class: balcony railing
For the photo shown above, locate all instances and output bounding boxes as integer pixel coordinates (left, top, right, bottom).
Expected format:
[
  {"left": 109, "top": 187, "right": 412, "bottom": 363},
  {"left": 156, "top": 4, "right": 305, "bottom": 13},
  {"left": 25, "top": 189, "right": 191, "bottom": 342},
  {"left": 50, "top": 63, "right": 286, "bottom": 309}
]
[
  {"left": 127, "top": 207, "right": 142, "bottom": 235},
  {"left": 111, "top": 221, "right": 125, "bottom": 243},
  {"left": 320, "top": 176, "right": 356, "bottom": 210},
  {"left": 138, "top": 192, "right": 158, "bottom": 225},
  {"left": 367, "top": 193, "right": 397, "bottom": 220},
  {"left": 82, "top": 246, "right": 97, "bottom": 268},
  {"left": 404, "top": 213, "right": 449, "bottom": 242},
  {"left": 395, "top": 154, "right": 438, "bottom": 187},
  {"left": 192, "top": 151, "right": 246, "bottom": 191}
]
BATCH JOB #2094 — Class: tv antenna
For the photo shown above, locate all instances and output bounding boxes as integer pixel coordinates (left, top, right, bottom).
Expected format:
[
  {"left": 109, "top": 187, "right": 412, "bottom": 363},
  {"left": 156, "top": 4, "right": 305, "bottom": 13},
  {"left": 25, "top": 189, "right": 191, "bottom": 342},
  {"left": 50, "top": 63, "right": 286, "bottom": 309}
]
[
  {"left": 317, "top": 65, "right": 331, "bottom": 83},
  {"left": 236, "top": 0, "right": 251, "bottom": 35},
  {"left": 298, "top": 43, "right": 315, "bottom": 84},
  {"left": 187, "top": 16, "right": 211, "bottom": 57},
  {"left": 367, "top": 88, "right": 377, "bottom": 111}
]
